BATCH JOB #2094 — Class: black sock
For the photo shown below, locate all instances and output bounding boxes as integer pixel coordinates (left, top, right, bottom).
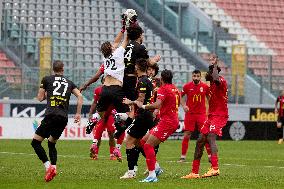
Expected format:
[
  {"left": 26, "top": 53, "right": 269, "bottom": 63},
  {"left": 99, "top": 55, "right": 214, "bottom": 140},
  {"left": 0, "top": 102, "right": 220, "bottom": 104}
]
[
  {"left": 126, "top": 147, "right": 140, "bottom": 170},
  {"left": 48, "top": 140, "right": 57, "bottom": 165},
  {"left": 277, "top": 127, "right": 283, "bottom": 139},
  {"left": 31, "top": 139, "right": 49, "bottom": 163}
]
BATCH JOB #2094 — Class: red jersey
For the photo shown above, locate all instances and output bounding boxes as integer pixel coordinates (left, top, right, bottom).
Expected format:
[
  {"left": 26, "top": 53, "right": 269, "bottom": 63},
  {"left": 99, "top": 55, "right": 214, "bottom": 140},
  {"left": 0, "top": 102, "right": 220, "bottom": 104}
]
[
  {"left": 157, "top": 84, "right": 180, "bottom": 121},
  {"left": 99, "top": 64, "right": 104, "bottom": 73},
  {"left": 93, "top": 86, "right": 103, "bottom": 102},
  {"left": 276, "top": 95, "right": 284, "bottom": 117},
  {"left": 181, "top": 81, "right": 209, "bottom": 114},
  {"left": 208, "top": 76, "right": 228, "bottom": 116}
]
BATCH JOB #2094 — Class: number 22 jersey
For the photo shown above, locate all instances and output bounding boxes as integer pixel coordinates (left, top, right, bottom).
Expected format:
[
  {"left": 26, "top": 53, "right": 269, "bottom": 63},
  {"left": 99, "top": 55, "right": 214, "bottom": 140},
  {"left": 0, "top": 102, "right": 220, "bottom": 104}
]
[
  {"left": 40, "top": 74, "right": 77, "bottom": 118},
  {"left": 103, "top": 46, "right": 126, "bottom": 83}
]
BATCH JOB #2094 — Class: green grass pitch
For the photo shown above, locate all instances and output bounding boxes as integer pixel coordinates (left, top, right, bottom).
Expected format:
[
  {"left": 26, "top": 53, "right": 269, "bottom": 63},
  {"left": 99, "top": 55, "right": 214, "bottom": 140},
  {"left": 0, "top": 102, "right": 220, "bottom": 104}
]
[{"left": 0, "top": 139, "right": 283, "bottom": 189}]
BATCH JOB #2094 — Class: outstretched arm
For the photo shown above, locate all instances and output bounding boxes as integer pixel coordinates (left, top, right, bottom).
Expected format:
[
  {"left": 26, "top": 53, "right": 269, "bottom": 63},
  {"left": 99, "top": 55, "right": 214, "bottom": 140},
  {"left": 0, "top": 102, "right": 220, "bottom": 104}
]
[{"left": 79, "top": 69, "right": 103, "bottom": 92}]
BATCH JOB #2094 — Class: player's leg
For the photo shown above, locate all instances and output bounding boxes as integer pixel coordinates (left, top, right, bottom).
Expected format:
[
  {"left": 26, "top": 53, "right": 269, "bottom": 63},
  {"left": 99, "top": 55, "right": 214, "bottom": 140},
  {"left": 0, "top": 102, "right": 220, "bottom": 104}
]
[
  {"left": 179, "top": 113, "right": 194, "bottom": 162},
  {"left": 140, "top": 134, "right": 161, "bottom": 183},
  {"left": 120, "top": 135, "right": 139, "bottom": 179},
  {"left": 90, "top": 120, "right": 104, "bottom": 159},
  {"left": 31, "top": 116, "right": 53, "bottom": 181},
  {"left": 197, "top": 114, "right": 211, "bottom": 162},
  {"left": 201, "top": 116, "right": 227, "bottom": 178},
  {"left": 107, "top": 130, "right": 117, "bottom": 160},
  {"left": 277, "top": 118, "right": 283, "bottom": 144},
  {"left": 45, "top": 116, "right": 68, "bottom": 182},
  {"left": 181, "top": 133, "right": 206, "bottom": 179}
]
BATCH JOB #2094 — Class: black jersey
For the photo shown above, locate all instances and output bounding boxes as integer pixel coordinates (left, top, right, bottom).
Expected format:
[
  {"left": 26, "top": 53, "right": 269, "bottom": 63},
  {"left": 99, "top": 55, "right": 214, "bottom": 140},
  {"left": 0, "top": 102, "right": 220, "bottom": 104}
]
[
  {"left": 136, "top": 75, "right": 153, "bottom": 105},
  {"left": 124, "top": 41, "right": 149, "bottom": 75},
  {"left": 40, "top": 74, "right": 77, "bottom": 118}
]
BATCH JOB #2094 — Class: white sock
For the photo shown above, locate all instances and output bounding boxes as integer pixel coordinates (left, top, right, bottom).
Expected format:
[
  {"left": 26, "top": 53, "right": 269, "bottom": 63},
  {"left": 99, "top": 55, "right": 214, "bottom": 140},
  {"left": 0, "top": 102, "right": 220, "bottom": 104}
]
[
  {"left": 92, "top": 113, "right": 101, "bottom": 120},
  {"left": 44, "top": 161, "right": 51, "bottom": 170},
  {"left": 116, "top": 144, "right": 121, "bottom": 150},
  {"left": 92, "top": 139, "right": 98, "bottom": 144},
  {"left": 117, "top": 113, "right": 128, "bottom": 121},
  {"left": 155, "top": 162, "right": 160, "bottom": 169},
  {"left": 148, "top": 170, "right": 156, "bottom": 178},
  {"left": 181, "top": 155, "right": 186, "bottom": 159},
  {"left": 134, "top": 166, "right": 138, "bottom": 172}
]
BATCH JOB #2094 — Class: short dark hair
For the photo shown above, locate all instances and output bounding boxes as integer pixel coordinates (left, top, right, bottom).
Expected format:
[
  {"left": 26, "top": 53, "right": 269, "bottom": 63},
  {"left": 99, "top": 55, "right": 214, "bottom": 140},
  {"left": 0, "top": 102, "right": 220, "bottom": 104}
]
[
  {"left": 161, "top": 69, "right": 173, "bottom": 84},
  {"left": 100, "top": 41, "right": 112, "bottom": 58},
  {"left": 136, "top": 58, "right": 148, "bottom": 72},
  {"left": 127, "top": 25, "right": 143, "bottom": 40},
  {"left": 208, "top": 65, "right": 221, "bottom": 73},
  {"left": 148, "top": 63, "right": 159, "bottom": 77},
  {"left": 53, "top": 60, "right": 64, "bottom": 73},
  {"left": 192, "top": 69, "right": 201, "bottom": 75}
]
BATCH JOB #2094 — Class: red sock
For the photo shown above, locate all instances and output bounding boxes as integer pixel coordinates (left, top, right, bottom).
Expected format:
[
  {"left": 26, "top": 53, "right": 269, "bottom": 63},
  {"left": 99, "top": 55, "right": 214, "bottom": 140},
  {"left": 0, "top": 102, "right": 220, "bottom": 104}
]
[
  {"left": 181, "top": 135, "right": 190, "bottom": 156},
  {"left": 143, "top": 143, "right": 156, "bottom": 171},
  {"left": 109, "top": 146, "right": 115, "bottom": 154},
  {"left": 117, "top": 132, "right": 125, "bottom": 145},
  {"left": 205, "top": 143, "right": 211, "bottom": 157},
  {"left": 95, "top": 147, "right": 99, "bottom": 154},
  {"left": 191, "top": 159, "right": 200, "bottom": 174},
  {"left": 211, "top": 154, "right": 219, "bottom": 170}
]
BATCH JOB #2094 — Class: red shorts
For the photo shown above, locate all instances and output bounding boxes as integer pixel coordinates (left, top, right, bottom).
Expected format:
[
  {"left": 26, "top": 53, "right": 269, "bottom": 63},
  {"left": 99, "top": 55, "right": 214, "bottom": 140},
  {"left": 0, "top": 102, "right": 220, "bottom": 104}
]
[
  {"left": 92, "top": 115, "right": 115, "bottom": 139},
  {"left": 183, "top": 113, "right": 206, "bottom": 132},
  {"left": 149, "top": 119, "right": 179, "bottom": 142},
  {"left": 200, "top": 115, "right": 228, "bottom": 136}
]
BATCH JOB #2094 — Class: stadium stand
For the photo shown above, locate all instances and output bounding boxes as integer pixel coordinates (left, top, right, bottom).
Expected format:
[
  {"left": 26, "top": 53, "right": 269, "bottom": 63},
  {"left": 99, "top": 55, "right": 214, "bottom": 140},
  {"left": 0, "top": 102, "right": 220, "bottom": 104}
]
[{"left": 1, "top": 0, "right": 196, "bottom": 100}]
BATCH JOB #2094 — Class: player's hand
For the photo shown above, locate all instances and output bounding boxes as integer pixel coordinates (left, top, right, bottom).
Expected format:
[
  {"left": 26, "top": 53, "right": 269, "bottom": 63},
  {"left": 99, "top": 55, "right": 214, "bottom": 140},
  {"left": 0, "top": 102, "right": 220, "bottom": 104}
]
[
  {"left": 135, "top": 100, "right": 143, "bottom": 108},
  {"left": 122, "top": 98, "right": 132, "bottom": 105},
  {"left": 153, "top": 109, "right": 159, "bottom": 118},
  {"left": 183, "top": 105, "right": 189, "bottom": 113},
  {"left": 275, "top": 108, "right": 278, "bottom": 114},
  {"left": 79, "top": 84, "right": 87, "bottom": 92},
  {"left": 74, "top": 113, "right": 81, "bottom": 125},
  {"left": 153, "top": 55, "right": 161, "bottom": 63}
]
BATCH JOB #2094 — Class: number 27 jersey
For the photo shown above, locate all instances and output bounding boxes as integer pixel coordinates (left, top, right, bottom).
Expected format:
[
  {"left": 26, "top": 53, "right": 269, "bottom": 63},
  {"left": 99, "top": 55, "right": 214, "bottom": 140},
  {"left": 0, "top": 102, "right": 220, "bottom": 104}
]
[{"left": 40, "top": 75, "right": 77, "bottom": 118}]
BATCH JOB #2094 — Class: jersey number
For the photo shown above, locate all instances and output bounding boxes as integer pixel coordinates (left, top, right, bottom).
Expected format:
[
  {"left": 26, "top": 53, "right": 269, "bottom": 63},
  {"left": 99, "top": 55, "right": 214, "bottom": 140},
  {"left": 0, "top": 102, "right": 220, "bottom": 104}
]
[
  {"left": 105, "top": 59, "right": 117, "bottom": 70},
  {"left": 53, "top": 81, "right": 68, "bottom": 96},
  {"left": 124, "top": 48, "right": 133, "bottom": 61}
]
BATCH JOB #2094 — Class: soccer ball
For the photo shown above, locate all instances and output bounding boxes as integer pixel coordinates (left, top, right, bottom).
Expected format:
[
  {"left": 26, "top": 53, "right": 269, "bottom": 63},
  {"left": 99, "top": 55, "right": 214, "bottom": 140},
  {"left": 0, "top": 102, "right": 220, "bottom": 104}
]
[{"left": 122, "top": 9, "right": 138, "bottom": 28}]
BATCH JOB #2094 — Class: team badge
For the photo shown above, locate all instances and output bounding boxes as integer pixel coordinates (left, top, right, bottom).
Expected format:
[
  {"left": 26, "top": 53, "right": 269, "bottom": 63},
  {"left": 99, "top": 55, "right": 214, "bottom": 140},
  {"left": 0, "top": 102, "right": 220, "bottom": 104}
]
[{"left": 200, "top": 87, "right": 203, "bottom": 92}]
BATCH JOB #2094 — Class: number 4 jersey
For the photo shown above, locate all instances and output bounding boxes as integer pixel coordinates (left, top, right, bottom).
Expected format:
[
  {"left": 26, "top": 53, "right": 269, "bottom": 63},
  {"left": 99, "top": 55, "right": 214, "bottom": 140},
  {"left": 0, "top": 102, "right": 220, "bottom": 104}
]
[{"left": 40, "top": 74, "right": 77, "bottom": 118}]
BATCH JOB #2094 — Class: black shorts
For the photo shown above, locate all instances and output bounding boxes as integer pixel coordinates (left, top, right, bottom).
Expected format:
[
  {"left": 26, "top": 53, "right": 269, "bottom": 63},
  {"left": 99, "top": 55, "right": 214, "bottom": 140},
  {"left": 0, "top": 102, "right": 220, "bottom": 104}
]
[
  {"left": 123, "top": 75, "right": 137, "bottom": 101},
  {"left": 96, "top": 85, "right": 129, "bottom": 113},
  {"left": 35, "top": 114, "right": 68, "bottom": 140},
  {"left": 278, "top": 116, "right": 284, "bottom": 125},
  {"left": 127, "top": 109, "right": 154, "bottom": 139}
]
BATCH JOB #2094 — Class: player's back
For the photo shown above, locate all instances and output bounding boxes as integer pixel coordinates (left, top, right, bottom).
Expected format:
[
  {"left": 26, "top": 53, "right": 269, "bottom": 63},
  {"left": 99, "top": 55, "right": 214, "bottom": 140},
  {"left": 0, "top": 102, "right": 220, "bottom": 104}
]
[
  {"left": 124, "top": 41, "right": 149, "bottom": 75},
  {"left": 42, "top": 74, "right": 76, "bottom": 118},
  {"left": 208, "top": 76, "right": 228, "bottom": 116},
  {"left": 103, "top": 46, "right": 125, "bottom": 84},
  {"left": 136, "top": 75, "right": 153, "bottom": 105},
  {"left": 158, "top": 84, "right": 180, "bottom": 121}
]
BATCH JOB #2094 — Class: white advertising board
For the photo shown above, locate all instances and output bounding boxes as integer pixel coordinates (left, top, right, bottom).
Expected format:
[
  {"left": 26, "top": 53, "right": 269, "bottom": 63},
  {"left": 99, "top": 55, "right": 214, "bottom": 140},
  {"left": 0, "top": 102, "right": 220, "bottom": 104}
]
[{"left": 0, "top": 118, "right": 110, "bottom": 140}]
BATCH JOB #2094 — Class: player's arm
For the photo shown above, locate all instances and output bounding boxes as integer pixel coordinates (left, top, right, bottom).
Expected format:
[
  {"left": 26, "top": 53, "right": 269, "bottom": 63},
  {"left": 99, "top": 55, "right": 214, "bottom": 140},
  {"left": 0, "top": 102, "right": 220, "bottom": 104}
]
[
  {"left": 79, "top": 69, "right": 103, "bottom": 92},
  {"left": 37, "top": 77, "right": 47, "bottom": 102},
  {"left": 37, "top": 88, "right": 46, "bottom": 102},
  {"left": 212, "top": 64, "right": 220, "bottom": 83},
  {"left": 275, "top": 97, "right": 279, "bottom": 113},
  {"left": 72, "top": 88, "right": 83, "bottom": 123},
  {"left": 88, "top": 100, "right": 97, "bottom": 120},
  {"left": 148, "top": 55, "right": 161, "bottom": 65},
  {"left": 136, "top": 99, "right": 162, "bottom": 110}
]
